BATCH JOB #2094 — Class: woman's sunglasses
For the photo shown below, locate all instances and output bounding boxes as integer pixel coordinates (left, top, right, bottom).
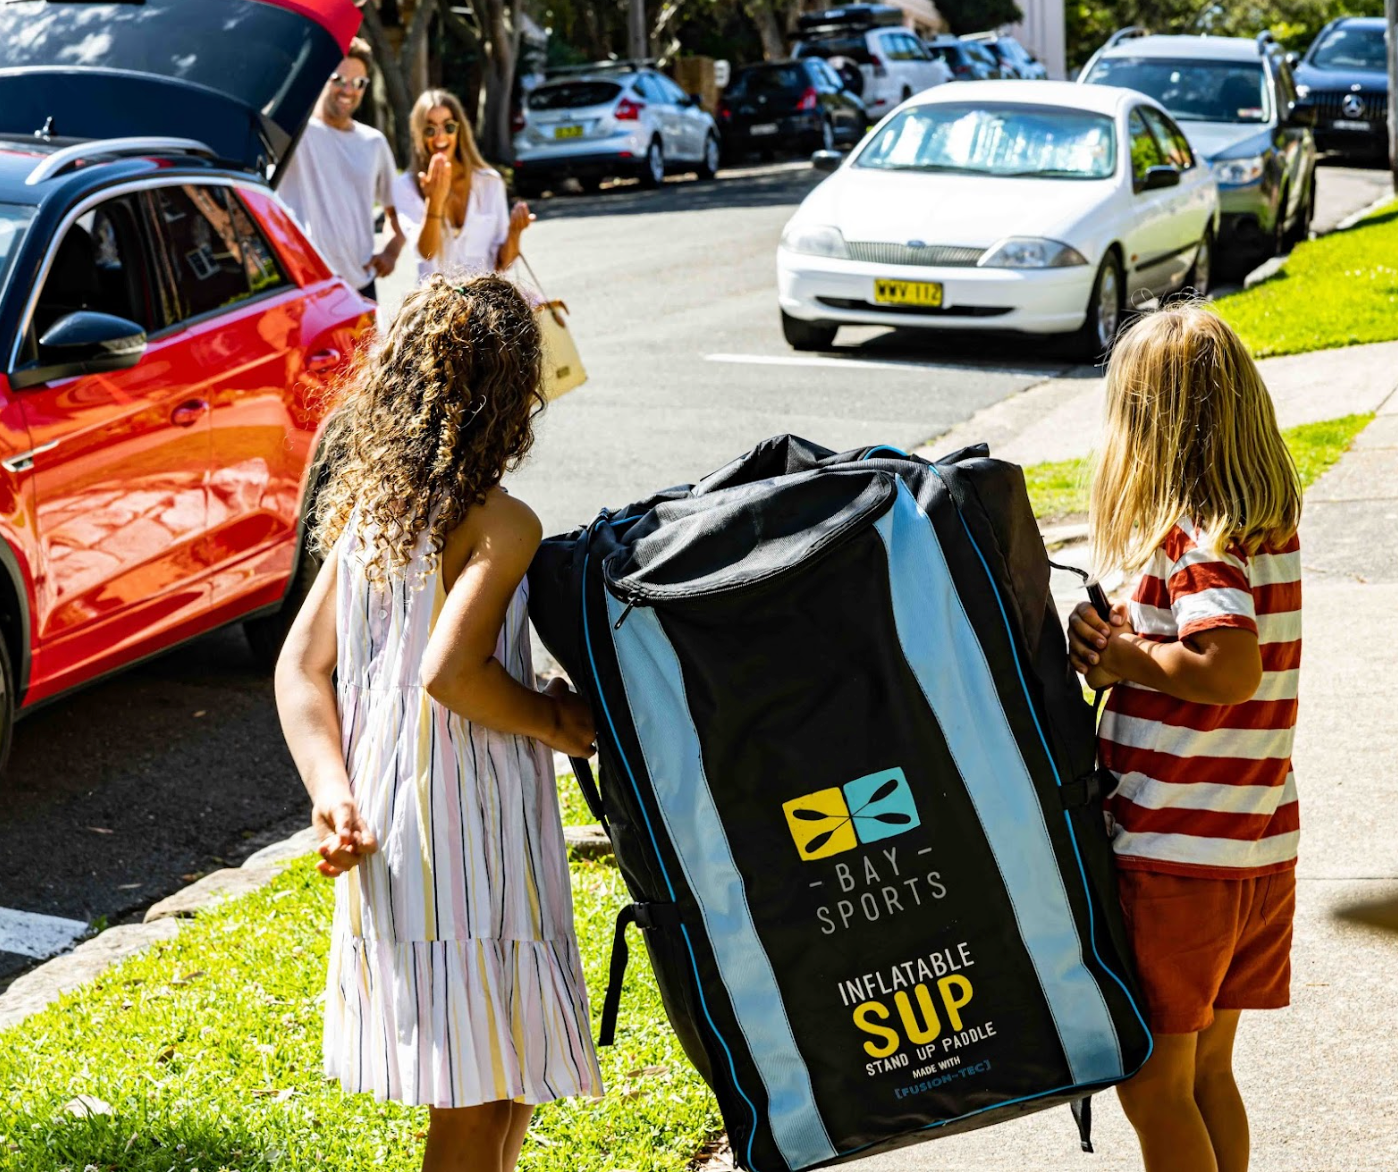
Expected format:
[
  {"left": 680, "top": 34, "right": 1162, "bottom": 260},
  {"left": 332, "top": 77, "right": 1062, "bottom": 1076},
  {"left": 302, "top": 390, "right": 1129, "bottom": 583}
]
[
  {"left": 329, "top": 74, "right": 370, "bottom": 92},
  {"left": 424, "top": 120, "right": 460, "bottom": 137}
]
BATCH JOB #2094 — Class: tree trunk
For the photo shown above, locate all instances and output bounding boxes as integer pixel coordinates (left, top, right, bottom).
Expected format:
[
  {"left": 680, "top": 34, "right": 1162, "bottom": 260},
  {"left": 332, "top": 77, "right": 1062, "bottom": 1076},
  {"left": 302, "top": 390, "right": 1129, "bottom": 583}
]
[
  {"left": 359, "top": 0, "right": 439, "bottom": 166},
  {"left": 477, "top": 0, "right": 519, "bottom": 163},
  {"left": 744, "top": 0, "right": 787, "bottom": 60}
]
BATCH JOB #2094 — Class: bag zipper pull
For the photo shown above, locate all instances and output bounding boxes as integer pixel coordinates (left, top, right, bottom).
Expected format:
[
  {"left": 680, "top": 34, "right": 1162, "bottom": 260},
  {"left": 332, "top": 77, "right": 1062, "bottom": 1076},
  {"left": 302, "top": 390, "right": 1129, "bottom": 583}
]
[{"left": 613, "top": 597, "right": 637, "bottom": 630}]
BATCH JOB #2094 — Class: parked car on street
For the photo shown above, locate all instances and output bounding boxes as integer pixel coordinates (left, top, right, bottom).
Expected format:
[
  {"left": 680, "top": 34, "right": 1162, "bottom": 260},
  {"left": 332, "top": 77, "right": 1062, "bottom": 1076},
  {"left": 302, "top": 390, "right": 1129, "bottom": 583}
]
[
  {"left": 924, "top": 35, "right": 1009, "bottom": 81},
  {"left": 718, "top": 59, "right": 868, "bottom": 161},
  {"left": 512, "top": 64, "right": 721, "bottom": 195},
  {"left": 0, "top": 0, "right": 372, "bottom": 774},
  {"left": 1293, "top": 17, "right": 1390, "bottom": 164},
  {"left": 792, "top": 5, "right": 952, "bottom": 122},
  {"left": 777, "top": 81, "right": 1218, "bottom": 357},
  {"left": 1080, "top": 31, "right": 1317, "bottom": 263},
  {"left": 963, "top": 33, "right": 1050, "bottom": 80}
]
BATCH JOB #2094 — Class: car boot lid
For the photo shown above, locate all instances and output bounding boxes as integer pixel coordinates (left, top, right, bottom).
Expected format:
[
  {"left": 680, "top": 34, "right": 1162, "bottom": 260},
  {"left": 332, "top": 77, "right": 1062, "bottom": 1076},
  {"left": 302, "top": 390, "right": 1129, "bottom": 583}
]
[{"left": 0, "top": 0, "right": 359, "bottom": 177}]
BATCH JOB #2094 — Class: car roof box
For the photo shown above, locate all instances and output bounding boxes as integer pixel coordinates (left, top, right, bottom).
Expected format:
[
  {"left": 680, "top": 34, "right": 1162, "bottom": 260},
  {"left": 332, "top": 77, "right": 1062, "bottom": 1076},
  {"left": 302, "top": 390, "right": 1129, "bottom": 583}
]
[
  {"left": 796, "top": 4, "right": 904, "bottom": 37},
  {"left": 0, "top": 0, "right": 358, "bottom": 177}
]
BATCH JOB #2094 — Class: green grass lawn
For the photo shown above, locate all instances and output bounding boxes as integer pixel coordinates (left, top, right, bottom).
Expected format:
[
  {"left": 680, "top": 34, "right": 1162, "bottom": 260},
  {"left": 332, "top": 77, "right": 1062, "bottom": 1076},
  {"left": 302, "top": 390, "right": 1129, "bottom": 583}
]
[
  {"left": 1025, "top": 413, "right": 1372, "bottom": 522},
  {"left": 0, "top": 857, "right": 720, "bottom": 1172},
  {"left": 1214, "top": 202, "right": 1398, "bottom": 357}
]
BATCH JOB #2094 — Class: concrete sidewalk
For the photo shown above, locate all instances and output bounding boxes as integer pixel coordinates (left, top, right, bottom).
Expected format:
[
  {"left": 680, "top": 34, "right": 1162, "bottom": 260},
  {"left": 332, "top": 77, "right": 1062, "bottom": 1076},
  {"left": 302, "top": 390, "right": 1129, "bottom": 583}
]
[{"left": 862, "top": 356, "right": 1398, "bottom": 1169}]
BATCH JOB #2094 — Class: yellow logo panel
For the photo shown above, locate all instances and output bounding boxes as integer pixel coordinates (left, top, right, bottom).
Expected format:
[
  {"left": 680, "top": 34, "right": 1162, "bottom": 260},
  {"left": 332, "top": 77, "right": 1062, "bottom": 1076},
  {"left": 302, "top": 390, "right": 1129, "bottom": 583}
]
[{"left": 783, "top": 787, "right": 857, "bottom": 860}]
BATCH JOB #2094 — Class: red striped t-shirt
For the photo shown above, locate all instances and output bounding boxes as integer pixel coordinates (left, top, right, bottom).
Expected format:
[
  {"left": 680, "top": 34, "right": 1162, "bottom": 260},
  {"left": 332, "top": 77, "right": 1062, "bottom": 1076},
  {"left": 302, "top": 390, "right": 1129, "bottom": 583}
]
[{"left": 1098, "top": 519, "right": 1301, "bottom": 879}]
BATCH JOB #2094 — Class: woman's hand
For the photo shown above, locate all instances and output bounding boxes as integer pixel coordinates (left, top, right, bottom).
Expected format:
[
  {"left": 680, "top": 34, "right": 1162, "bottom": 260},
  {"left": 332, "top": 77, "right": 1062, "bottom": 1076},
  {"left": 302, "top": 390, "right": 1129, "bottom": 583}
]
[
  {"left": 509, "top": 200, "right": 535, "bottom": 236},
  {"left": 1068, "top": 599, "right": 1130, "bottom": 687},
  {"left": 312, "top": 797, "right": 378, "bottom": 878},
  {"left": 540, "top": 676, "right": 596, "bottom": 758},
  {"left": 421, "top": 151, "right": 452, "bottom": 212}
]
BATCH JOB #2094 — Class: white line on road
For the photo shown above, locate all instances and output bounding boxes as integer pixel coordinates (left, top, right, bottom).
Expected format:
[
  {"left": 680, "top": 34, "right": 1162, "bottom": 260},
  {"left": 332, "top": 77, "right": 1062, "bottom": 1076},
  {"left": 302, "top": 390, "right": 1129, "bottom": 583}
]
[
  {"left": 0, "top": 906, "right": 89, "bottom": 959},
  {"left": 705, "top": 352, "right": 1061, "bottom": 377}
]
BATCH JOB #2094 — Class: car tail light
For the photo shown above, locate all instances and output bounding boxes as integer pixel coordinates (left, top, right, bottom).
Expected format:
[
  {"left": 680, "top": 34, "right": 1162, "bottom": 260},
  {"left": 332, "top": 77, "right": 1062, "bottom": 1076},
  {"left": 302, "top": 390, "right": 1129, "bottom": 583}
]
[
  {"left": 954, "top": 64, "right": 972, "bottom": 76},
  {"left": 870, "top": 54, "right": 887, "bottom": 78},
  {"left": 718, "top": 98, "right": 732, "bottom": 122},
  {"left": 615, "top": 97, "right": 644, "bottom": 121},
  {"left": 795, "top": 86, "right": 819, "bottom": 112},
  {"left": 510, "top": 108, "right": 525, "bottom": 134}
]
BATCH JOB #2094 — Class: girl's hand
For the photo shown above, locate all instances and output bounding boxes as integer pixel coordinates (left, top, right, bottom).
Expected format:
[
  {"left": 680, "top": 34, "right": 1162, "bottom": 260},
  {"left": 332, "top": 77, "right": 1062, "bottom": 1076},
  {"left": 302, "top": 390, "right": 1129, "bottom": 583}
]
[
  {"left": 509, "top": 200, "right": 535, "bottom": 236},
  {"left": 312, "top": 797, "right": 378, "bottom": 878},
  {"left": 1068, "top": 600, "right": 1129, "bottom": 684},
  {"left": 421, "top": 151, "right": 452, "bottom": 210},
  {"left": 540, "top": 676, "right": 596, "bottom": 758}
]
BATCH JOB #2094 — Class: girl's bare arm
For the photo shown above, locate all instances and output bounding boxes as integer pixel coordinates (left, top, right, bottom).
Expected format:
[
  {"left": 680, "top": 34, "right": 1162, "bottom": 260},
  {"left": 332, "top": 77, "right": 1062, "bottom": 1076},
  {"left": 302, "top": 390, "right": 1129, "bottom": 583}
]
[
  {"left": 1070, "top": 602, "right": 1263, "bottom": 706},
  {"left": 421, "top": 490, "right": 594, "bottom": 756},
  {"left": 274, "top": 554, "right": 376, "bottom": 875}
]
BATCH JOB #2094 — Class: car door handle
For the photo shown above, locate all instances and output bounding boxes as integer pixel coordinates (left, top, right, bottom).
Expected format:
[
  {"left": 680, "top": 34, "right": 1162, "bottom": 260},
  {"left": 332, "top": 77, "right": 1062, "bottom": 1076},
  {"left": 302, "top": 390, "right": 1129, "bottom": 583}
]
[
  {"left": 171, "top": 399, "right": 208, "bottom": 427},
  {"left": 306, "top": 348, "right": 342, "bottom": 372}
]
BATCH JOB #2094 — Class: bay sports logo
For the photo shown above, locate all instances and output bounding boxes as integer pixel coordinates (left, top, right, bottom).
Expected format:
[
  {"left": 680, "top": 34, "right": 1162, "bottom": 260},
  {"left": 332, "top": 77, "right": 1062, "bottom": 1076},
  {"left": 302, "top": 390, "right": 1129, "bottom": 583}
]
[{"left": 783, "top": 768, "right": 920, "bottom": 861}]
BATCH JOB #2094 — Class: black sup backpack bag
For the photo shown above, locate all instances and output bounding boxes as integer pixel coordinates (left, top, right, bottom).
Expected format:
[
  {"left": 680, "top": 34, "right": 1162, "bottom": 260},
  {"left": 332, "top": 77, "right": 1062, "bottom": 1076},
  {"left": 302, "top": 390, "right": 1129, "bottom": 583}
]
[{"left": 528, "top": 436, "right": 1152, "bottom": 1170}]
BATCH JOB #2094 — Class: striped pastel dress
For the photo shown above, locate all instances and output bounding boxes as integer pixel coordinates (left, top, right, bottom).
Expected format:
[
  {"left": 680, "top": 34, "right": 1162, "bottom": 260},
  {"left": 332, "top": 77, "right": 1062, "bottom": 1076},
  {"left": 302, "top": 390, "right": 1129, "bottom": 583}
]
[{"left": 322, "top": 518, "right": 603, "bottom": 1107}]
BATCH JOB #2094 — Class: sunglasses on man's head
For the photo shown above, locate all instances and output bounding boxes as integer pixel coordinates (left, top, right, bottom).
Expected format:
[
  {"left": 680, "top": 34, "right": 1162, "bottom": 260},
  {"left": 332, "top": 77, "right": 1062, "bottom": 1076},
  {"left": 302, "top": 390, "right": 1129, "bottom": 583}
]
[
  {"left": 329, "top": 74, "right": 370, "bottom": 91},
  {"left": 424, "top": 120, "right": 460, "bottom": 137}
]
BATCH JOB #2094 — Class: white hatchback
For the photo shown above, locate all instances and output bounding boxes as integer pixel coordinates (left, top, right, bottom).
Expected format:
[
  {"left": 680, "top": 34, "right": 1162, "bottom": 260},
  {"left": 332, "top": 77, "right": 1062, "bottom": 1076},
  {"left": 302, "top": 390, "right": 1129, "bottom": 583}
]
[{"left": 777, "top": 81, "right": 1219, "bottom": 357}]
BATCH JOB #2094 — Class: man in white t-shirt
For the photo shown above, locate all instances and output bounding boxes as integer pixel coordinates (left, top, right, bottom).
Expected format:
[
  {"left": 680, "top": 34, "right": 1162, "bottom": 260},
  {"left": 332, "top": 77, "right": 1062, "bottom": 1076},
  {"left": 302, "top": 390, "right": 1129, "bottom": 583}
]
[{"left": 277, "top": 38, "right": 405, "bottom": 300}]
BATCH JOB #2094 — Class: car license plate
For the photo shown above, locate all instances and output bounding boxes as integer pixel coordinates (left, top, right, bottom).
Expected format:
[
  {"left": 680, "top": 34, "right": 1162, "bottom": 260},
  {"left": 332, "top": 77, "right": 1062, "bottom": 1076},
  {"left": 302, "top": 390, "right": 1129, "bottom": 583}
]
[
  {"left": 874, "top": 279, "right": 943, "bottom": 308},
  {"left": 553, "top": 124, "right": 584, "bottom": 139},
  {"left": 1331, "top": 119, "right": 1372, "bottom": 131},
  {"left": 749, "top": 122, "right": 778, "bottom": 136}
]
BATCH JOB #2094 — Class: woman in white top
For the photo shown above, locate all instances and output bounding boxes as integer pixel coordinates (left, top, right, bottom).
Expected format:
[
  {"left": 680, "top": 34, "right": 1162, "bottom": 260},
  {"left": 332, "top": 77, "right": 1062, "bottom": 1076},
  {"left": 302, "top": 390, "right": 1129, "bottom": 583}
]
[{"left": 393, "top": 89, "right": 532, "bottom": 280}]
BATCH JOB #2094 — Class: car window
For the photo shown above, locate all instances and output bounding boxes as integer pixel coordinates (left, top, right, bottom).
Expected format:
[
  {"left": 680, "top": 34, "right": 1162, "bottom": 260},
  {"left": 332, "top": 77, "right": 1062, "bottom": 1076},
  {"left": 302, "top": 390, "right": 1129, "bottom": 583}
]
[
  {"left": 652, "top": 74, "right": 689, "bottom": 103},
  {"left": 1129, "top": 108, "right": 1170, "bottom": 185},
  {"left": 147, "top": 184, "right": 287, "bottom": 328},
  {"left": 856, "top": 102, "right": 1117, "bottom": 178},
  {"left": 812, "top": 60, "right": 841, "bottom": 89},
  {"left": 0, "top": 202, "right": 34, "bottom": 306},
  {"left": 32, "top": 195, "right": 155, "bottom": 342},
  {"left": 1311, "top": 25, "right": 1387, "bottom": 70},
  {"left": 728, "top": 66, "right": 807, "bottom": 97},
  {"left": 1087, "top": 56, "right": 1270, "bottom": 124},
  {"left": 795, "top": 35, "right": 874, "bottom": 65},
  {"left": 883, "top": 33, "right": 918, "bottom": 61},
  {"left": 526, "top": 82, "right": 622, "bottom": 110},
  {"left": 1140, "top": 107, "right": 1193, "bottom": 169}
]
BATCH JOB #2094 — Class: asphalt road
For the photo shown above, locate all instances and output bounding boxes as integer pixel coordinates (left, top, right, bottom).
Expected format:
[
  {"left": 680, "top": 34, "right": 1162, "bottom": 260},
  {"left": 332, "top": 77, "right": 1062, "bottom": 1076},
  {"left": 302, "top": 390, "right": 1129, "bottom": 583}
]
[{"left": 0, "top": 156, "right": 1388, "bottom": 987}]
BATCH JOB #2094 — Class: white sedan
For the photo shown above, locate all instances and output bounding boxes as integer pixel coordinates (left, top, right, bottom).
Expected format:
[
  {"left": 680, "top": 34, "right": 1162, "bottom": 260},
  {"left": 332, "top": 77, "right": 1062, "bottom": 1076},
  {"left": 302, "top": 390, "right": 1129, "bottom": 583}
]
[{"left": 777, "top": 81, "right": 1219, "bottom": 357}]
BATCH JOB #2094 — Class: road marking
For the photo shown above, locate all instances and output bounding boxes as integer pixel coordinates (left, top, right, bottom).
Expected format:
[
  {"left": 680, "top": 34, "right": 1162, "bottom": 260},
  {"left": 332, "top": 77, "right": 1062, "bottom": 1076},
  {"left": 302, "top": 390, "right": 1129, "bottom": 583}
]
[
  {"left": 0, "top": 906, "right": 89, "bottom": 959},
  {"left": 705, "top": 352, "right": 1061, "bottom": 378}
]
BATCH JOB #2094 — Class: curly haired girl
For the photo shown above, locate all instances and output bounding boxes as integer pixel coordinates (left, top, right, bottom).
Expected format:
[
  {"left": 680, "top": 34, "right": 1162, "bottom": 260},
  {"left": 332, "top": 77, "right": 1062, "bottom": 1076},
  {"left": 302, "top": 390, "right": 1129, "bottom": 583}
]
[{"left": 275, "top": 273, "right": 602, "bottom": 1172}]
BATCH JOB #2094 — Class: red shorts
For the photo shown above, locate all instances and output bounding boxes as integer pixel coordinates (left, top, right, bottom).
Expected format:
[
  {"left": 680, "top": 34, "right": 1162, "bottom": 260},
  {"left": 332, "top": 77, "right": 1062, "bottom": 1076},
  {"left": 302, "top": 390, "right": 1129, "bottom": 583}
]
[{"left": 1117, "top": 866, "right": 1295, "bottom": 1035}]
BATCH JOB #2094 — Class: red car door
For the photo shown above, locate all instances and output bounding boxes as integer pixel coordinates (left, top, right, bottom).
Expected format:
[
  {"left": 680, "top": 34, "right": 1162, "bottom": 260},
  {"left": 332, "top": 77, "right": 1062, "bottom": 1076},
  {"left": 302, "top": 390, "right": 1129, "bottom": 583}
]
[
  {"left": 15, "top": 193, "right": 210, "bottom": 702},
  {"left": 144, "top": 181, "right": 364, "bottom": 619}
]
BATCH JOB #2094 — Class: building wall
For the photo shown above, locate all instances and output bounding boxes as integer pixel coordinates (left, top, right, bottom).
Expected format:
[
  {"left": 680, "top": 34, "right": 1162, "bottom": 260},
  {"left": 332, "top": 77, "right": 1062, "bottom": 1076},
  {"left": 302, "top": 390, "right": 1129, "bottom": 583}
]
[{"left": 1008, "top": 0, "right": 1066, "bottom": 79}]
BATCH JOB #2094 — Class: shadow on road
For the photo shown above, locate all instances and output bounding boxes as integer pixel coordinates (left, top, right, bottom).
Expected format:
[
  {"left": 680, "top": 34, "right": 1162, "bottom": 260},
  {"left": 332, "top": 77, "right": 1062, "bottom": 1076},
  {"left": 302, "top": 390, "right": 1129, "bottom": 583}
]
[
  {"left": 531, "top": 161, "right": 823, "bottom": 221},
  {"left": 822, "top": 326, "right": 1104, "bottom": 379},
  {"left": 0, "top": 626, "right": 307, "bottom": 983}
]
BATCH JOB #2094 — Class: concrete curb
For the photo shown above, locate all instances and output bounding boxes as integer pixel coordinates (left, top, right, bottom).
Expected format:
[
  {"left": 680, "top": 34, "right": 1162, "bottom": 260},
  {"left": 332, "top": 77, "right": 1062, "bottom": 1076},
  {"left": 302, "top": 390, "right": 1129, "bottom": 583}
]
[{"left": 0, "top": 799, "right": 614, "bottom": 1035}]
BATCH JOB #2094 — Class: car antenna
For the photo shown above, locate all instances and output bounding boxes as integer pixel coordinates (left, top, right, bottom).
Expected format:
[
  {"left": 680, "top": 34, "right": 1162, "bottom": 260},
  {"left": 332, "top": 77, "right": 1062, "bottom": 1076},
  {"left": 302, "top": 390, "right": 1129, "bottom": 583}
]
[{"left": 34, "top": 116, "right": 55, "bottom": 142}]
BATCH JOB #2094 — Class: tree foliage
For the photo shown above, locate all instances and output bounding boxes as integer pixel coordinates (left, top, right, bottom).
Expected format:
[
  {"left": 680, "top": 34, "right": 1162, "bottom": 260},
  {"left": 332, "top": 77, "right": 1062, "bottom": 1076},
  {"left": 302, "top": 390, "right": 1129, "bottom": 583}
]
[
  {"left": 1066, "top": 0, "right": 1387, "bottom": 69},
  {"left": 936, "top": 0, "right": 1024, "bottom": 36}
]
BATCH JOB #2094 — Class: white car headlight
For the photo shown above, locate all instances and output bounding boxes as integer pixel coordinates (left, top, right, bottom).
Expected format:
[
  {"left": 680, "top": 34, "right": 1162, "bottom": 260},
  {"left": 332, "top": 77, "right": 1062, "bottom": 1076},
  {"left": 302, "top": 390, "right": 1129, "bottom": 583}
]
[
  {"left": 780, "top": 223, "right": 850, "bottom": 259},
  {"left": 1212, "top": 156, "right": 1265, "bottom": 186},
  {"left": 978, "top": 237, "right": 1088, "bottom": 269},
  {"left": 1295, "top": 83, "right": 1311, "bottom": 99}
]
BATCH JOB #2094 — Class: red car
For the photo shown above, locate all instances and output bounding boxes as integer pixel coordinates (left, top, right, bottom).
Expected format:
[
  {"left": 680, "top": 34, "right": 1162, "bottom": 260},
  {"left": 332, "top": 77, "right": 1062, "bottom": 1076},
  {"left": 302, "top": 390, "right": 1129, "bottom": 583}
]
[{"left": 0, "top": 0, "right": 370, "bottom": 773}]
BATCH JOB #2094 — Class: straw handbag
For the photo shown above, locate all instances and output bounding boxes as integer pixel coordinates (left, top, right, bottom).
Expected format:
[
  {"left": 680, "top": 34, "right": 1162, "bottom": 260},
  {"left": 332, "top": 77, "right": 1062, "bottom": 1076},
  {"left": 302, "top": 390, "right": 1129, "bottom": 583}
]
[{"left": 520, "top": 254, "right": 586, "bottom": 400}]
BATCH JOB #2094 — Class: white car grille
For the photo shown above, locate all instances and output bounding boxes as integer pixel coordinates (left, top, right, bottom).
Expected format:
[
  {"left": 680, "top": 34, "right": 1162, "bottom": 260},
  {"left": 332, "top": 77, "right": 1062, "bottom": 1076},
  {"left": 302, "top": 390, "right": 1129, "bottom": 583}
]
[{"left": 847, "top": 242, "right": 985, "bottom": 267}]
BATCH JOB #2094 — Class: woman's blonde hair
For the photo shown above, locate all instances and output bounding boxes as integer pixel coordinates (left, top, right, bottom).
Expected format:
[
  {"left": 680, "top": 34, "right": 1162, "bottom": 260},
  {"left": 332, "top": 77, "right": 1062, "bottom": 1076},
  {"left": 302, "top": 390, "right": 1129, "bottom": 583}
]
[
  {"left": 408, "top": 89, "right": 490, "bottom": 184},
  {"left": 312, "top": 274, "right": 544, "bottom": 583},
  {"left": 1089, "top": 303, "right": 1301, "bottom": 578}
]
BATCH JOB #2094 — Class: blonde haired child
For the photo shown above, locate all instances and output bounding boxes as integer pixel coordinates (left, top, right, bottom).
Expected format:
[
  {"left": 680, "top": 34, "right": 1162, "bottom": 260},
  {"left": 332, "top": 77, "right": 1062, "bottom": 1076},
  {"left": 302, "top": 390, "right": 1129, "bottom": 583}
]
[
  {"left": 1068, "top": 305, "right": 1302, "bottom": 1172},
  {"left": 276, "top": 274, "right": 602, "bottom": 1172}
]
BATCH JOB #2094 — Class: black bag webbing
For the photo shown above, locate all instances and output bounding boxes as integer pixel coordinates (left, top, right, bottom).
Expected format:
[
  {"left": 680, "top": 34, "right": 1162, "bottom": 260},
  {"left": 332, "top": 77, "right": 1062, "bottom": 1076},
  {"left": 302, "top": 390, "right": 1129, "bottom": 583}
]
[
  {"left": 568, "top": 756, "right": 608, "bottom": 833},
  {"left": 598, "top": 900, "right": 682, "bottom": 1047}
]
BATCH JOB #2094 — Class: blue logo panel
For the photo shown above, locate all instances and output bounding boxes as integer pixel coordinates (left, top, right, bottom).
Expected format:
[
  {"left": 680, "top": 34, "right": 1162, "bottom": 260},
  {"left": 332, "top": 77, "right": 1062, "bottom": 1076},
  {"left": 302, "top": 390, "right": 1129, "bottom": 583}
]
[{"left": 843, "top": 767, "right": 920, "bottom": 844}]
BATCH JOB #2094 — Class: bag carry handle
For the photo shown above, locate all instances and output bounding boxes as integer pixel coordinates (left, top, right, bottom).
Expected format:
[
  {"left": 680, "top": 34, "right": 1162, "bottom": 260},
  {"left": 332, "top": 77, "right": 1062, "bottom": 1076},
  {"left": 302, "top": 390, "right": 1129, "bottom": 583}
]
[
  {"left": 598, "top": 901, "right": 681, "bottom": 1046},
  {"left": 568, "top": 756, "right": 608, "bottom": 833},
  {"left": 517, "top": 252, "right": 567, "bottom": 326}
]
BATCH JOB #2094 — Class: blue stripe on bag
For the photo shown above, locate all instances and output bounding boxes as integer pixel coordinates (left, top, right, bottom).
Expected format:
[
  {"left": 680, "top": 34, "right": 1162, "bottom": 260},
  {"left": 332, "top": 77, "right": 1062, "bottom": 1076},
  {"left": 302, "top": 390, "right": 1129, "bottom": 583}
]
[
  {"left": 607, "top": 598, "right": 838, "bottom": 1171},
  {"left": 872, "top": 482, "right": 1124, "bottom": 1087}
]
